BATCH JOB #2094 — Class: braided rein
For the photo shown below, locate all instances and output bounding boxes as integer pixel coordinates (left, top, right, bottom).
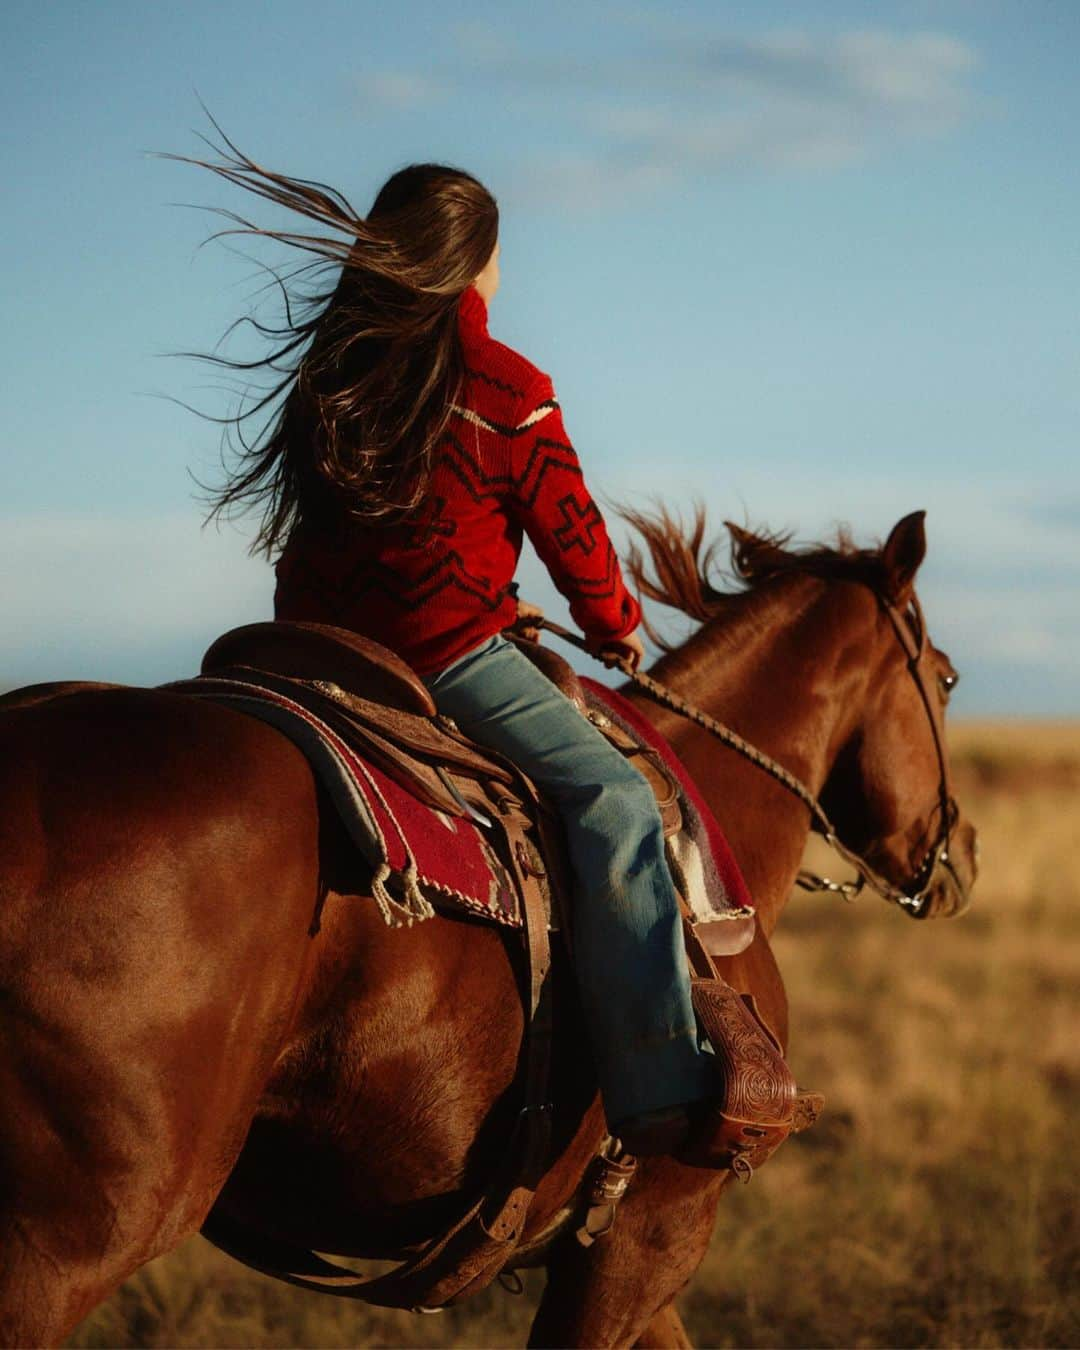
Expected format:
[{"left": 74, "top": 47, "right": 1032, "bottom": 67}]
[{"left": 528, "top": 616, "right": 954, "bottom": 918}]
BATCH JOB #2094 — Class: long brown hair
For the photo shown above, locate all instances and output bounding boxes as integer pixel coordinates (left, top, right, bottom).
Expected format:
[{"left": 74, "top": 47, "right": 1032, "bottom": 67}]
[{"left": 170, "top": 123, "right": 498, "bottom": 554}]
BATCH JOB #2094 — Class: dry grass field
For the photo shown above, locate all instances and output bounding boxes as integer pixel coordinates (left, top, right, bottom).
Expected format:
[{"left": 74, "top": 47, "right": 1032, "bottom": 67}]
[{"left": 70, "top": 722, "right": 1080, "bottom": 1349}]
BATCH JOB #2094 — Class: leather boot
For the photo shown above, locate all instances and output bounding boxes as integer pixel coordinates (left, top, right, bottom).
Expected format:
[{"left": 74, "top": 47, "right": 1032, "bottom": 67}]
[
  {"left": 678, "top": 978, "right": 800, "bottom": 1174},
  {"left": 615, "top": 978, "right": 818, "bottom": 1177}
]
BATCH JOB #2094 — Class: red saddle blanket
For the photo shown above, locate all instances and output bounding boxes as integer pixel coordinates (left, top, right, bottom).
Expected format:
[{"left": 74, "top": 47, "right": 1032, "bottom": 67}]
[{"left": 170, "top": 674, "right": 754, "bottom": 933}]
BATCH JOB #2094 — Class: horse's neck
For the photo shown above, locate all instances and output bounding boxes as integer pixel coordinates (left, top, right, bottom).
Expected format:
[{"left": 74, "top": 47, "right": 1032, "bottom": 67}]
[{"left": 630, "top": 576, "right": 873, "bottom": 937}]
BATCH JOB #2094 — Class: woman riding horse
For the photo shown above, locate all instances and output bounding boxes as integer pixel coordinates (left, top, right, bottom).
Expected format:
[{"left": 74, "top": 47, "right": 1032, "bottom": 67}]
[{"left": 191, "top": 150, "right": 765, "bottom": 1165}]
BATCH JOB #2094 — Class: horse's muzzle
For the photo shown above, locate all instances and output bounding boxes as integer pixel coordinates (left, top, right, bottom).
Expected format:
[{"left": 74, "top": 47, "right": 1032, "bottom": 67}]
[{"left": 912, "top": 821, "right": 978, "bottom": 920}]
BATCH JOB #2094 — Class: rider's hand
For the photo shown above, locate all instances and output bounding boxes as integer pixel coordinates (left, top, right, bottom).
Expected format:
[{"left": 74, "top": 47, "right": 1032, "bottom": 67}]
[
  {"left": 586, "top": 628, "right": 645, "bottom": 673},
  {"left": 515, "top": 597, "right": 545, "bottom": 642}
]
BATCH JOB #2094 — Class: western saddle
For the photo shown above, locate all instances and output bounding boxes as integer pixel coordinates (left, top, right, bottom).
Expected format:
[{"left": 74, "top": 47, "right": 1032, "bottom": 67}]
[{"left": 194, "top": 620, "right": 820, "bottom": 1310}]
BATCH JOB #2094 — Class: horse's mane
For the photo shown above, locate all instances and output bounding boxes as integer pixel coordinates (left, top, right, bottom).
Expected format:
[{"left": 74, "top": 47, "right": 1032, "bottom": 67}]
[{"left": 621, "top": 503, "right": 888, "bottom": 651}]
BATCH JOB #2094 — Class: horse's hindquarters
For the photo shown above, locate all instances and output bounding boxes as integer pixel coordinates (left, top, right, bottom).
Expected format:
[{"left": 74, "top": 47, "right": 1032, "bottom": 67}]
[{"left": 0, "top": 689, "right": 323, "bottom": 1344}]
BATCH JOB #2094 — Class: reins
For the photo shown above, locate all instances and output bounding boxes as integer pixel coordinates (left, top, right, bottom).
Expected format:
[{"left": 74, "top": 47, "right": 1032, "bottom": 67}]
[{"left": 528, "top": 606, "right": 957, "bottom": 919}]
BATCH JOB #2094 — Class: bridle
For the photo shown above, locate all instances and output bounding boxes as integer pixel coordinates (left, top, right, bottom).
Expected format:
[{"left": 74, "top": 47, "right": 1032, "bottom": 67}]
[
  {"left": 862, "top": 592, "right": 961, "bottom": 916},
  {"left": 530, "top": 592, "right": 964, "bottom": 920}
]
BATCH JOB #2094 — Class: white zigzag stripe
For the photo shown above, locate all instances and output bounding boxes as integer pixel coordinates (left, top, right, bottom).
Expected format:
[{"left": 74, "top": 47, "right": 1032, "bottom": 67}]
[{"left": 516, "top": 400, "right": 560, "bottom": 430}]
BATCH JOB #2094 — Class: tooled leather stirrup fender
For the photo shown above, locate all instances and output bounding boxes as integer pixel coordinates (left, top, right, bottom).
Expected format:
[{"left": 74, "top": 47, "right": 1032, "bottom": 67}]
[{"left": 682, "top": 978, "right": 813, "bottom": 1178}]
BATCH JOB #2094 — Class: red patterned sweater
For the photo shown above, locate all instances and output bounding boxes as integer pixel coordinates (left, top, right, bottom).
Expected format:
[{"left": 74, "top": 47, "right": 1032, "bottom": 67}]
[{"left": 274, "top": 286, "right": 641, "bottom": 674}]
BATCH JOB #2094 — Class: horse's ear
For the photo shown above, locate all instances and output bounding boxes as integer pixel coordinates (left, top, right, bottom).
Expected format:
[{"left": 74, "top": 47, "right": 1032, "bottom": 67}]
[
  {"left": 882, "top": 511, "right": 927, "bottom": 603},
  {"left": 724, "top": 520, "right": 791, "bottom": 580},
  {"left": 724, "top": 520, "right": 753, "bottom": 574},
  {"left": 724, "top": 521, "right": 752, "bottom": 549}
]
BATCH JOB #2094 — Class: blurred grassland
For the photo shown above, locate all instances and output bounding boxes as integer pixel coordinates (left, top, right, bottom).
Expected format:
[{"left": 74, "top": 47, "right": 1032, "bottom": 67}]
[{"left": 71, "top": 722, "right": 1080, "bottom": 1349}]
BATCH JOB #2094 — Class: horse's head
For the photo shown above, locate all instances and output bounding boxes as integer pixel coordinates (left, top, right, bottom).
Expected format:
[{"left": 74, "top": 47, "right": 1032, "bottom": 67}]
[
  {"left": 624, "top": 503, "right": 978, "bottom": 922},
  {"left": 815, "top": 511, "right": 978, "bottom": 920}
]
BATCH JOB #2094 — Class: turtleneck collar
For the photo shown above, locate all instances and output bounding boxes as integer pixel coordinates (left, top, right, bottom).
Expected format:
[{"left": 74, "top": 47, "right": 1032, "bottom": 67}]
[{"left": 458, "top": 285, "right": 489, "bottom": 337}]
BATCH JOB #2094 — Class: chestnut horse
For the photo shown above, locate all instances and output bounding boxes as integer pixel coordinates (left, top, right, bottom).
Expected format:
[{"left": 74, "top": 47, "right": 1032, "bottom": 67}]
[{"left": 0, "top": 509, "right": 976, "bottom": 1348}]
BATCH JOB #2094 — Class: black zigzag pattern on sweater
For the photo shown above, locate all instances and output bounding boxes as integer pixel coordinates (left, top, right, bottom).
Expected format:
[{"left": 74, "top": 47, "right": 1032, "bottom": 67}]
[
  {"left": 513, "top": 438, "right": 586, "bottom": 509},
  {"left": 463, "top": 365, "right": 527, "bottom": 399},
  {"left": 434, "top": 430, "right": 619, "bottom": 601},
  {"left": 342, "top": 553, "right": 508, "bottom": 611},
  {"left": 286, "top": 426, "right": 622, "bottom": 618},
  {"left": 283, "top": 549, "right": 510, "bottom": 617},
  {"left": 439, "top": 428, "right": 512, "bottom": 501},
  {"left": 438, "top": 429, "right": 586, "bottom": 509}
]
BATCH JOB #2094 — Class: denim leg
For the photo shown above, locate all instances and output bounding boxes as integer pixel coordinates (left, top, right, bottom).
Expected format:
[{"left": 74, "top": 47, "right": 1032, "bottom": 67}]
[{"left": 424, "top": 636, "right": 713, "bottom": 1124}]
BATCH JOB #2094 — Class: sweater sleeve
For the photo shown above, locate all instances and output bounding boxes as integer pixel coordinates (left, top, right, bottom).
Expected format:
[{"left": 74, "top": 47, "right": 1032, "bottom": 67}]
[{"left": 506, "top": 374, "right": 642, "bottom": 642}]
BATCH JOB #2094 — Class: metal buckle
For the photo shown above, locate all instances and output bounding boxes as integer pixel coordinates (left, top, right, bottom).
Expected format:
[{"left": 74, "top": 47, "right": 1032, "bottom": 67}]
[{"left": 519, "top": 1101, "right": 553, "bottom": 1117}]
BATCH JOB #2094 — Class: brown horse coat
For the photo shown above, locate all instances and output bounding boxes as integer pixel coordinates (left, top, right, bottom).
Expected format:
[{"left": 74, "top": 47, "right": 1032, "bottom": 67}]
[{"left": 0, "top": 512, "right": 976, "bottom": 1347}]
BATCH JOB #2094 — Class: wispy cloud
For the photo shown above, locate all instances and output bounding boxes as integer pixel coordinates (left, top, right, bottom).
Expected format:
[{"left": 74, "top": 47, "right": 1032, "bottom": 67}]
[
  {"left": 355, "top": 70, "right": 445, "bottom": 111},
  {"left": 353, "top": 22, "right": 980, "bottom": 205}
]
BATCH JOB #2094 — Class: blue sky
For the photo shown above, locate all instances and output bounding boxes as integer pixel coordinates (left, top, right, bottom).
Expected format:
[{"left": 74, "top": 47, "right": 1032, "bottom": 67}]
[{"left": 1, "top": 0, "right": 1076, "bottom": 715}]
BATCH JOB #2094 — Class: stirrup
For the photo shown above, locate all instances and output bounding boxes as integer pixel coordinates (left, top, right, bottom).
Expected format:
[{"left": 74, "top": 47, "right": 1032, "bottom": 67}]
[{"left": 680, "top": 978, "right": 818, "bottom": 1176}]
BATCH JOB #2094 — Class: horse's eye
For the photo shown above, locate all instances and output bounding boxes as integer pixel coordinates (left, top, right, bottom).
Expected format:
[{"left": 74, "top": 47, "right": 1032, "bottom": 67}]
[{"left": 940, "top": 671, "right": 959, "bottom": 695}]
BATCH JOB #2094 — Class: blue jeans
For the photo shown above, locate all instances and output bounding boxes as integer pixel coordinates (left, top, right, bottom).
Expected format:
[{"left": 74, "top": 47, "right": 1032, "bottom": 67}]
[{"left": 423, "top": 633, "right": 713, "bottom": 1125}]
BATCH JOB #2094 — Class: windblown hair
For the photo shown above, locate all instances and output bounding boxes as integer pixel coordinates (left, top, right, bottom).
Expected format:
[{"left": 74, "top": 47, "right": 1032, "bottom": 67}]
[
  {"left": 170, "top": 121, "right": 499, "bottom": 553},
  {"left": 622, "top": 503, "right": 891, "bottom": 650}
]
